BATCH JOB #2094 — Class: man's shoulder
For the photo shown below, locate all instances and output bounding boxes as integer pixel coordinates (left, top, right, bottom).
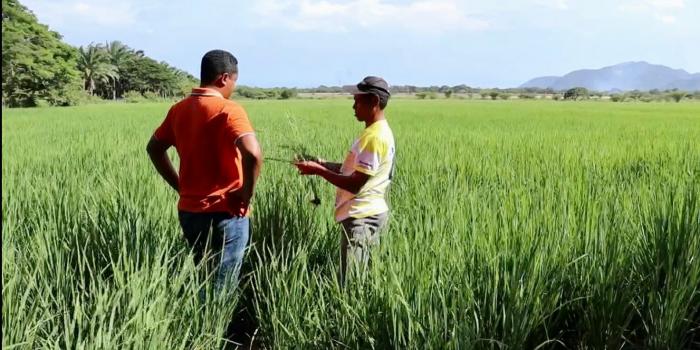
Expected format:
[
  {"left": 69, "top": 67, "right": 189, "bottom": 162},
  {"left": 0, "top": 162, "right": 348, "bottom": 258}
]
[
  {"left": 377, "top": 120, "right": 393, "bottom": 133},
  {"left": 220, "top": 99, "right": 247, "bottom": 117},
  {"left": 168, "top": 96, "right": 191, "bottom": 112},
  {"left": 222, "top": 98, "right": 244, "bottom": 110},
  {"left": 376, "top": 121, "right": 394, "bottom": 145},
  {"left": 362, "top": 122, "right": 393, "bottom": 142},
  {"left": 358, "top": 132, "right": 391, "bottom": 154},
  {"left": 169, "top": 94, "right": 211, "bottom": 113}
]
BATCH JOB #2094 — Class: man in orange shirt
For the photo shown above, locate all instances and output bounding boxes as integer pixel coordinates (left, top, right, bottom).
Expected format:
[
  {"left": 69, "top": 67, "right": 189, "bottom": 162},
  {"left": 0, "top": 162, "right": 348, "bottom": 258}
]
[{"left": 147, "top": 50, "right": 262, "bottom": 293}]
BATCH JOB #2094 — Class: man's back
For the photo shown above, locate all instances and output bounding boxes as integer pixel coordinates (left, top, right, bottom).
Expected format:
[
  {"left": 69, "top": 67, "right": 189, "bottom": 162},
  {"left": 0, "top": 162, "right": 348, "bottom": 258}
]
[
  {"left": 147, "top": 49, "right": 261, "bottom": 296},
  {"left": 154, "top": 88, "right": 254, "bottom": 215}
]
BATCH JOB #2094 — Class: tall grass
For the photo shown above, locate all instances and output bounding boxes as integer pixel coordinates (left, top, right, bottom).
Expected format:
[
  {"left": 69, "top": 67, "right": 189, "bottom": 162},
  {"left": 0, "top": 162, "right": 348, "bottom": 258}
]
[{"left": 3, "top": 100, "right": 699, "bottom": 349}]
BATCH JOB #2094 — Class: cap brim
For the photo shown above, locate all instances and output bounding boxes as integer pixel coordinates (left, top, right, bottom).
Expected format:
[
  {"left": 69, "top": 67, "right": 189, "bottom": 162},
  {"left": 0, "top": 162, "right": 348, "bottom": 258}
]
[{"left": 348, "top": 86, "right": 372, "bottom": 95}]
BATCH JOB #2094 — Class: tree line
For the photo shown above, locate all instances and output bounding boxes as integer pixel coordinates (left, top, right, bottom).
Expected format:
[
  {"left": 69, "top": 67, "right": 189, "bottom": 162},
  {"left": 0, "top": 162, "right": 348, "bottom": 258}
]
[
  {"left": 410, "top": 87, "right": 699, "bottom": 102},
  {"left": 300, "top": 85, "right": 699, "bottom": 102},
  {"left": 560, "top": 87, "right": 698, "bottom": 102},
  {"left": 2, "top": 0, "right": 196, "bottom": 107}
]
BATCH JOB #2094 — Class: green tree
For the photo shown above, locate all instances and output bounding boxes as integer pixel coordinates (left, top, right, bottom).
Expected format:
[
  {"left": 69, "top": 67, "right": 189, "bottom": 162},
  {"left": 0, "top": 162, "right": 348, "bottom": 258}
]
[
  {"left": 77, "top": 44, "right": 118, "bottom": 96},
  {"left": 669, "top": 91, "right": 685, "bottom": 103},
  {"left": 105, "top": 41, "right": 133, "bottom": 100},
  {"left": 2, "top": 0, "right": 81, "bottom": 107},
  {"left": 120, "top": 56, "right": 181, "bottom": 97},
  {"left": 444, "top": 89, "right": 453, "bottom": 99},
  {"left": 280, "top": 88, "right": 297, "bottom": 99},
  {"left": 236, "top": 86, "right": 269, "bottom": 99},
  {"left": 626, "top": 90, "right": 643, "bottom": 101},
  {"left": 610, "top": 94, "right": 624, "bottom": 102},
  {"left": 173, "top": 68, "right": 197, "bottom": 97},
  {"left": 452, "top": 84, "right": 469, "bottom": 93},
  {"left": 564, "top": 87, "right": 589, "bottom": 100}
]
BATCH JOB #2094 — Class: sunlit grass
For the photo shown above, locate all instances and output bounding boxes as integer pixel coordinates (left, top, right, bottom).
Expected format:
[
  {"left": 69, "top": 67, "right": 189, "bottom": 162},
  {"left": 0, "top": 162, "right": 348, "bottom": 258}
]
[{"left": 3, "top": 100, "right": 699, "bottom": 349}]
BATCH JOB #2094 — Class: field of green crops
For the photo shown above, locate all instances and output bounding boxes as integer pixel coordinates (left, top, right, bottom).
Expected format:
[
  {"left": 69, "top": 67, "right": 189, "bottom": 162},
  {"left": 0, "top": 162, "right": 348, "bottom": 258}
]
[{"left": 3, "top": 99, "right": 700, "bottom": 349}]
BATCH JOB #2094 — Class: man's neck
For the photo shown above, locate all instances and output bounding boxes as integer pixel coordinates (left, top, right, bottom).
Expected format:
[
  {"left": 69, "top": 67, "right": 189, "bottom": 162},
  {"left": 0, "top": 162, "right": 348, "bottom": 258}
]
[
  {"left": 198, "top": 85, "right": 225, "bottom": 97},
  {"left": 364, "top": 112, "right": 385, "bottom": 128}
]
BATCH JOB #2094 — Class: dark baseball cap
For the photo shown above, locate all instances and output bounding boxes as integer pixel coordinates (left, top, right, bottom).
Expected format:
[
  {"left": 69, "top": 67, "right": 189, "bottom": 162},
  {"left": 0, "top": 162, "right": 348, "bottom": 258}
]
[{"left": 350, "top": 76, "right": 391, "bottom": 97}]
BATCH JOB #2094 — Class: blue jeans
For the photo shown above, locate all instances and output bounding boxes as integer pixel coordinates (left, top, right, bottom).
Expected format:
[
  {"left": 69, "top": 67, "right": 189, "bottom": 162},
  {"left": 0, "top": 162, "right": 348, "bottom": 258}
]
[{"left": 178, "top": 211, "right": 250, "bottom": 294}]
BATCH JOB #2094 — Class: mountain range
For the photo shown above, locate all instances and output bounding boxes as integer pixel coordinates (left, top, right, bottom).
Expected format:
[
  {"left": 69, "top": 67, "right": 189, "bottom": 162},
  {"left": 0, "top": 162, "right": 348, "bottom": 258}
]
[{"left": 520, "top": 62, "right": 700, "bottom": 92}]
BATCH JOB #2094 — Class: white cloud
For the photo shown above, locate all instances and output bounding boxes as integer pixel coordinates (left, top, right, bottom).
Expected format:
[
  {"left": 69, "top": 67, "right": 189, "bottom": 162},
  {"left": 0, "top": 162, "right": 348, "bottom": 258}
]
[
  {"left": 22, "top": 0, "right": 137, "bottom": 27},
  {"left": 617, "top": 3, "right": 646, "bottom": 12},
  {"left": 535, "top": 0, "right": 569, "bottom": 10},
  {"left": 647, "top": 0, "right": 685, "bottom": 10},
  {"left": 657, "top": 14, "right": 677, "bottom": 23},
  {"left": 619, "top": 0, "right": 685, "bottom": 12},
  {"left": 618, "top": 0, "right": 685, "bottom": 25},
  {"left": 253, "top": 0, "right": 490, "bottom": 33}
]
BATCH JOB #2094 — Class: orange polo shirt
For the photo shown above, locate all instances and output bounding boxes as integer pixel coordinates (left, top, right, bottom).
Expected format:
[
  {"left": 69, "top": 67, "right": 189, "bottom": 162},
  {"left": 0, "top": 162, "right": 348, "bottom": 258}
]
[{"left": 153, "top": 88, "right": 254, "bottom": 216}]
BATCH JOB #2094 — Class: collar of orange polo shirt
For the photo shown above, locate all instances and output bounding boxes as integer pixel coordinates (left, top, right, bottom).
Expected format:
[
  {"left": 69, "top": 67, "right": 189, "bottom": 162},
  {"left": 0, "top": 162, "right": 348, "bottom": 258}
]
[{"left": 190, "top": 87, "right": 223, "bottom": 98}]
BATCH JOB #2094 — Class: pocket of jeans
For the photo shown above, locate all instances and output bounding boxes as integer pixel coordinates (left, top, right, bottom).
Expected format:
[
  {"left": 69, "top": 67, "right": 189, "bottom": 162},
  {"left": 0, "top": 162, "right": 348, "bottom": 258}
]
[{"left": 221, "top": 217, "right": 249, "bottom": 250}]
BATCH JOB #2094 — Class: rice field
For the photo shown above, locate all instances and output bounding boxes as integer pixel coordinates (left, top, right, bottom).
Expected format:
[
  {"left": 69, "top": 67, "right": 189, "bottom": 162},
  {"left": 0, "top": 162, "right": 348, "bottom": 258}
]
[{"left": 2, "top": 99, "right": 700, "bottom": 349}]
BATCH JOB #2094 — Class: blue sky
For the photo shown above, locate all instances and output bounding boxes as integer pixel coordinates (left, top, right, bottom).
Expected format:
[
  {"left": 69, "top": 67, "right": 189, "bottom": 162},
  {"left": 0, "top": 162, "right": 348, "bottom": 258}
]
[{"left": 23, "top": 0, "right": 700, "bottom": 88}]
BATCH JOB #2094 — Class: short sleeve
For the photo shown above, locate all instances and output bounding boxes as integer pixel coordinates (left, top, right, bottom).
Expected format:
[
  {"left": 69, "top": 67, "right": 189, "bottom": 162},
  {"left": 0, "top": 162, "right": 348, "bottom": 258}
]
[
  {"left": 153, "top": 107, "right": 175, "bottom": 146},
  {"left": 224, "top": 104, "right": 255, "bottom": 142},
  {"left": 354, "top": 134, "right": 384, "bottom": 176}
]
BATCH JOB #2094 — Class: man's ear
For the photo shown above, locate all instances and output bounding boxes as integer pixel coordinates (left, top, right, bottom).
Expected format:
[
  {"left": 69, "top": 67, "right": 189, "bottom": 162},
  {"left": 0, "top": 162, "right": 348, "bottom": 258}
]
[
  {"left": 221, "top": 72, "right": 237, "bottom": 87},
  {"left": 214, "top": 74, "right": 226, "bottom": 88},
  {"left": 372, "top": 94, "right": 381, "bottom": 110}
]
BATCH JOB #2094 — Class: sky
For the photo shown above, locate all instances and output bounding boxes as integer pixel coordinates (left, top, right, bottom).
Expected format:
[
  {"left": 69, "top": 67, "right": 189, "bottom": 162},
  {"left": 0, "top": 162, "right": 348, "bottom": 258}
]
[{"left": 22, "top": 0, "right": 700, "bottom": 88}]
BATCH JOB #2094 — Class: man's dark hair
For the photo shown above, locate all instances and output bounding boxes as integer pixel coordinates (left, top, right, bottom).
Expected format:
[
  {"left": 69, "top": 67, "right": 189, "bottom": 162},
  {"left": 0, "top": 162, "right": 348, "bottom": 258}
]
[
  {"left": 360, "top": 92, "right": 390, "bottom": 110},
  {"left": 376, "top": 93, "right": 389, "bottom": 110},
  {"left": 200, "top": 50, "right": 238, "bottom": 85}
]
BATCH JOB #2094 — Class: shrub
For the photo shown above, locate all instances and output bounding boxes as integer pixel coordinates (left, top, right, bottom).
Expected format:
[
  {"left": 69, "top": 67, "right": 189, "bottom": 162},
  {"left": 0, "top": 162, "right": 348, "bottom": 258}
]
[
  {"left": 124, "top": 91, "right": 146, "bottom": 103},
  {"left": 564, "top": 87, "right": 589, "bottom": 100},
  {"left": 143, "top": 91, "right": 161, "bottom": 101},
  {"left": 669, "top": 92, "right": 685, "bottom": 103},
  {"left": 280, "top": 89, "right": 297, "bottom": 99}
]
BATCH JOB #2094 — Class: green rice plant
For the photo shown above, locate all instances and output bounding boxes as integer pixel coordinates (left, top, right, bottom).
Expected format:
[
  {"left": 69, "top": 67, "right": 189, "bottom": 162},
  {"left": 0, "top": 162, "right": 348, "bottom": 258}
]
[{"left": 2, "top": 100, "right": 699, "bottom": 349}]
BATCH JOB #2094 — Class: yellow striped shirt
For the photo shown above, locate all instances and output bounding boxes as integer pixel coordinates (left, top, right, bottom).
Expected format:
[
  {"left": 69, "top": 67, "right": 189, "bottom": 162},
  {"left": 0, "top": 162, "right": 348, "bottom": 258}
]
[{"left": 335, "top": 119, "right": 395, "bottom": 222}]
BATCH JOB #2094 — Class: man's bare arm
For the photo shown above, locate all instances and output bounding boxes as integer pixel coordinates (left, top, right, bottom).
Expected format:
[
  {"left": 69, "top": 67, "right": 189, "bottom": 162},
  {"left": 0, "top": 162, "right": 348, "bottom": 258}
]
[
  {"left": 233, "top": 134, "right": 263, "bottom": 204},
  {"left": 146, "top": 136, "right": 179, "bottom": 192},
  {"left": 295, "top": 161, "right": 369, "bottom": 194},
  {"left": 320, "top": 160, "right": 342, "bottom": 173}
]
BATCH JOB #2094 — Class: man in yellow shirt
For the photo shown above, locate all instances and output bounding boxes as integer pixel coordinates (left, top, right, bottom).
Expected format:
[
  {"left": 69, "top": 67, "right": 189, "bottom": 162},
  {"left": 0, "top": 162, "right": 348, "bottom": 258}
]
[{"left": 295, "top": 76, "right": 395, "bottom": 284}]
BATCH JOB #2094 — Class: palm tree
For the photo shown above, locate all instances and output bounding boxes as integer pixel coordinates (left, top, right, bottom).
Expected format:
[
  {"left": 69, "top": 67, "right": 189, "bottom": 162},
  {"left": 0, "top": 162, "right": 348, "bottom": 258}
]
[
  {"left": 77, "top": 44, "right": 118, "bottom": 96},
  {"left": 105, "top": 41, "right": 132, "bottom": 100}
]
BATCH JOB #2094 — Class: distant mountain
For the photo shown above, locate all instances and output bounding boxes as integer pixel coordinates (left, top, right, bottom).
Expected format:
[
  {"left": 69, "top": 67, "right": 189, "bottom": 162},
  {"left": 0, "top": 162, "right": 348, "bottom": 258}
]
[
  {"left": 520, "top": 76, "right": 559, "bottom": 89},
  {"left": 521, "top": 62, "right": 700, "bottom": 91},
  {"left": 666, "top": 73, "right": 700, "bottom": 91}
]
